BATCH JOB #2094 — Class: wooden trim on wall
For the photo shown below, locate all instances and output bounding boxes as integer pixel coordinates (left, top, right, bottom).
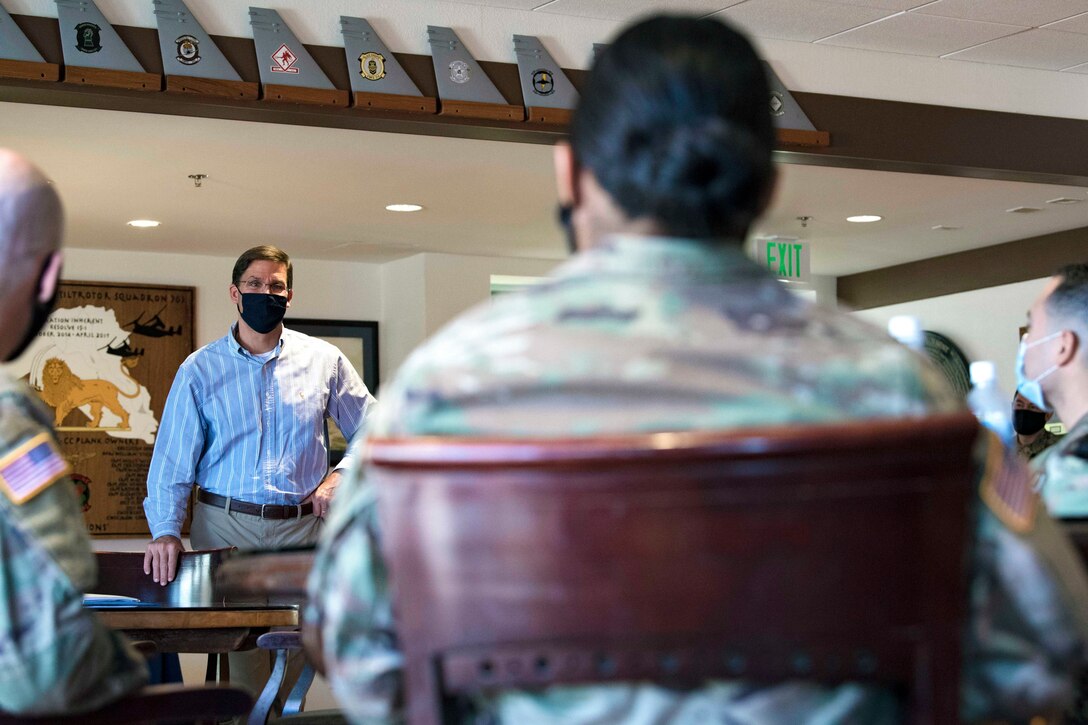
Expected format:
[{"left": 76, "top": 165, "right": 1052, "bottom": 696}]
[
  {"left": 784, "top": 92, "right": 1088, "bottom": 185},
  {"left": 837, "top": 225, "right": 1088, "bottom": 310}
]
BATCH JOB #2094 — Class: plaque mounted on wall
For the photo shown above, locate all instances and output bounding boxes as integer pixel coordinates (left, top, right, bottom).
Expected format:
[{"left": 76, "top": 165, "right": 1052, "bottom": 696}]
[{"left": 7, "top": 281, "right": 195, "bottom": 536}]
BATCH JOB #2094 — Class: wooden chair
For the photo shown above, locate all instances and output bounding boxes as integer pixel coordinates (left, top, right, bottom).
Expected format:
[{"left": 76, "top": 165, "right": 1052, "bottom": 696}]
[
  {"left": 215, "top": 548, "right": 323, "bottom": 725},
  {"left": 0, "top": 683, "right": 253, "bottom": 724},
  {"left": 91, "top": 548, "right": 236, "bottom": 683},
  {"left": 368, "top": 412, "right": 980, "bottom": 725}
]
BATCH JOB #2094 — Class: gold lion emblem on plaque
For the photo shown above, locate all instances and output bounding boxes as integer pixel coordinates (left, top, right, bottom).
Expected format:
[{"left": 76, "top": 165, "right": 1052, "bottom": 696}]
[{"left": 359, "top": 52, "right": 386, "bottom": 81}]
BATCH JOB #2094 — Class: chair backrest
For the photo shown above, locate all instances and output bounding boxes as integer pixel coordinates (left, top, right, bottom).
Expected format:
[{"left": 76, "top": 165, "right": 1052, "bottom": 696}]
[
  {"left": 92, "top": 548, "right": 235, "bottom": 607},
  {"left": 214, "top": 547, "right": 316, "bottom": 606},
  {"left": 368, "top": 412, "right": 980, "bottom": 725}
]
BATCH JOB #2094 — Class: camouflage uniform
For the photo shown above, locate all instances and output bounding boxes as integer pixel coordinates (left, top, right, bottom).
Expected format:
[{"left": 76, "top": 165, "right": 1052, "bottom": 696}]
[
  {"left": 0, "top": 370, "right": 146, "bottom": 715},
  {"left": 1018, "top": 428, "right": 1062, "bottom": 461},
  {"left": 309, "top": 236, "right": 1088, "bottom": 723},
  {"left": 1037, "top": 415, "right": 1088, "bottom": 517}
]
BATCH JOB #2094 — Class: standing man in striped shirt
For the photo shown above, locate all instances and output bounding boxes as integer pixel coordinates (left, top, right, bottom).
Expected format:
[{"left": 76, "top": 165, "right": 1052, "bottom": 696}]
[{"left": 142, "top": 244, "right": 375, "bottom": 707}]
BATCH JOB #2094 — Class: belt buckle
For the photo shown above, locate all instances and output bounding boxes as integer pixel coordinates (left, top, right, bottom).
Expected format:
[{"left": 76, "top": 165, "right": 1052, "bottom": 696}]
[{"left": 260, "top": 503, "right": 272, "bottom": 519}]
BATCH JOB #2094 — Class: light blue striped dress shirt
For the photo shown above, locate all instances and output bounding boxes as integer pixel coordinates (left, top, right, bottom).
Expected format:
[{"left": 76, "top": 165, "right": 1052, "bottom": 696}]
[{"left": 143, "top": 325, "right": 375, "bottom": 540}]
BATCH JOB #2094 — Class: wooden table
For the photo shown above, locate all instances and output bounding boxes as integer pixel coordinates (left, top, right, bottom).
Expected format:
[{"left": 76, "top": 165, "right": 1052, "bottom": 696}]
[{"left": 93, "top": 604, "right": 298, "bottom": 654}]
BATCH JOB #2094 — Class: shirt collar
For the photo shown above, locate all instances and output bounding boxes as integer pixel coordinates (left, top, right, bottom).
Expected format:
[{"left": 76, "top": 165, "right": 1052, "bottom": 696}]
[{"left": 229, "top": 322, "right": 284, "bottom": 359}]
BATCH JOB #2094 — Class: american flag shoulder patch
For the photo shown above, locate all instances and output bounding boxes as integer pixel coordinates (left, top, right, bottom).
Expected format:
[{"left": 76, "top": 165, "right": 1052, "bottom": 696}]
[
  {"left": 0, "top": 432, "right": 71, "bottom": 505},
  {"left": 979, "top": 430, "right": 1036, "bottom": 534}
]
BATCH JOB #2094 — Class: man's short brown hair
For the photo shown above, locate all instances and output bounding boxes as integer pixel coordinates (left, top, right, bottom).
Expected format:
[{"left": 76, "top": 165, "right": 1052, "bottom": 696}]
[{"left": 232, "top": 245, "right": 292, "bottom": 289}]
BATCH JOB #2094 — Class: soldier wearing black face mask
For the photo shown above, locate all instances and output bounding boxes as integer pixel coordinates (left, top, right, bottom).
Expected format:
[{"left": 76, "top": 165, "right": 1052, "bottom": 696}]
[
  {"left": 1013, "top": 390, "right": 1060, "bottom": 460},
  {"left": 0, "top": 149, "right": 147, "bottom": 715}
]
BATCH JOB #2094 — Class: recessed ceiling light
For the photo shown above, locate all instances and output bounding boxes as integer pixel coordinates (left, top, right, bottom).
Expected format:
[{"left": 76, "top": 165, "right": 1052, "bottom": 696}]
[
  {"left": 385, "top": 203, "right": 423, "bottom": 213},
  {"left": 1046, "top": 197, "right": 1082, "bottom": 205},
  {"left": 846, "top": 215, "right": 882, "bottom": 223},
  {"left": 1006, "top": 206, "right": 1041, "bottom": 214},
  {"left": 126, "top": 219, "right": 161, "bottom": 228}
]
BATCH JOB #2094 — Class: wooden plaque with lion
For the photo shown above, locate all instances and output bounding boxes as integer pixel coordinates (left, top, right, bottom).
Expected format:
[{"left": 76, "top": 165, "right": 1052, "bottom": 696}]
[{"left": 9, "top": 281, "right": 195, "bottom": 536}]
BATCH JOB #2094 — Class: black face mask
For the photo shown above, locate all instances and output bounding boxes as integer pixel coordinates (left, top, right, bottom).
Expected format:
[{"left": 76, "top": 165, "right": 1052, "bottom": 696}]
[
  {"left": 1012, "top": 408, "right": 1047, "bottom": 436},
  {"left": 5, "top": 256, "right": 59, "bottom": 363},
  {"left": 238, "top": 292, "right": 288, "bottom": 334},
  {"left": 557, "top": 203, "right": 577, "bottom": 256}
]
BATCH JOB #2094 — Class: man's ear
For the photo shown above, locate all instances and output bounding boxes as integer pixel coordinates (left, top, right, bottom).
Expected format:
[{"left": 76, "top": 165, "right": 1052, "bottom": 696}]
[
  {"left": 553, "top": 141, "right": 578, "bottom": 207},
  {"left": 1056, "top": 328, "right": 1080, "bottom": 367},
  {"left": 229, "top": 283, "right": 241, "bottom": 306},
  {"left": 37, "top": 251, "right": 62, "bottom": 303},
  {"left": 286, "top": 289, "right": 293, "bottom": 308}
]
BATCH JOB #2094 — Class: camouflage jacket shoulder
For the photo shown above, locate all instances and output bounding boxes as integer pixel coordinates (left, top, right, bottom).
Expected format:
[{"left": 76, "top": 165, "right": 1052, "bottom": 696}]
[
  {"left": 0, "top": 370, "right": 147, "bottom": 715},
  {"left": 1018, "top": 429, "right": 1062, "bottom": 461},
  {"left": 371, "top": 236, "right": 961, "bottom": 438},
  {"left": 1038, "top": 414, "right": 1088, "bottom": 517}
]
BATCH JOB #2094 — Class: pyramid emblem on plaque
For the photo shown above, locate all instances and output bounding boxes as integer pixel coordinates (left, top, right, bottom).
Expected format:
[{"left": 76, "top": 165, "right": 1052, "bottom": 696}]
[{"left": 763, "top": 62, "right": 815, "bottom": 131}]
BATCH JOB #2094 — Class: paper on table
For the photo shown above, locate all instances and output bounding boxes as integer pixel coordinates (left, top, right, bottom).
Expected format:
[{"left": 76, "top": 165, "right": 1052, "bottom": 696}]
[{"left": 83, "top": 593, "right": 141, "bottom": 605}]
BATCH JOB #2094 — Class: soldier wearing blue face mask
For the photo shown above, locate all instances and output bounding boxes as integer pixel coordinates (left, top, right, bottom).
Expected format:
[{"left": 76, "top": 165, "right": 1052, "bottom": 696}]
[{"left": 1020, "top": 263, "right": 1088, "bottom": 516}]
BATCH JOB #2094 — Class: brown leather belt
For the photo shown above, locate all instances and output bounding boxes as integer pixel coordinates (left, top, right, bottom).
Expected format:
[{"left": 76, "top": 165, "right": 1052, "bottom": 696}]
[{"left": 196, "top": 488, "right": 313, "bottom": 519}]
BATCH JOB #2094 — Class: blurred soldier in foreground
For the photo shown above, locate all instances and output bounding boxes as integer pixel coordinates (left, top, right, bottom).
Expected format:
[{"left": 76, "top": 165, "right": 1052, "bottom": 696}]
[
  {"left": 0, "top": 149, "right": 146, "bottom": 715},
  {"left": 309, "top": 17, "right": 1088, "bottom": 724}
]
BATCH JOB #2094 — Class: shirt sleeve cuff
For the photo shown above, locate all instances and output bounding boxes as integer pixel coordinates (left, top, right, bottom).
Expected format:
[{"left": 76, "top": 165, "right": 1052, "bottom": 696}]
[{"left": 149, "top": 523, "right": 183, "bottom": 541}]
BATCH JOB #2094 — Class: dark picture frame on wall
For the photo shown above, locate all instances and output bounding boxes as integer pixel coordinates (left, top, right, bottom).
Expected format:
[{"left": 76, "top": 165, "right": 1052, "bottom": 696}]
[{"left": 285, "top": 318, "right": 379, "bottom": 466}]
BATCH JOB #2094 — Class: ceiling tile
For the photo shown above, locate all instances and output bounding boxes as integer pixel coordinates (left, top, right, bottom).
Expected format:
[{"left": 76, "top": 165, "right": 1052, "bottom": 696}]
[
  {"left": 1045, "top": 11, "right": 1088, "bottom": 33},
  {"left": 432, "top": 0, "right": 549, "bottom": 9},
  {"left": 535, "top": 0, "right": 744, "bottom": 21},
  {"left": 944, "top": 28, "right": 1088, "bottom": 69},
  {"left": 819, "top": 12, "right": 1022, "bottom": 55},
  {"left": 712, "top": 0, "right": 892, "bottom": 43},
  {"left": 912, "top": 0, "right": 1088, "bottom": 27},
  {"left": 820, "top": 0, "right": 931, "bottom": 9}
]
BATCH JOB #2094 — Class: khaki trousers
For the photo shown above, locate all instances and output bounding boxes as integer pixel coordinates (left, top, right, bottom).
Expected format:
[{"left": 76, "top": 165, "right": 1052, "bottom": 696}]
[{"left": 190, "top": 499, "right": 323, "bottom": 716}]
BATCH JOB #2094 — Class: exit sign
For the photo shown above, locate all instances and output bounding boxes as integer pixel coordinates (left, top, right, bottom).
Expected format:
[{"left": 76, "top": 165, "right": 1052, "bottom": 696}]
[{"left": 756, "top": 238, "right": 810, "bottom": 284}]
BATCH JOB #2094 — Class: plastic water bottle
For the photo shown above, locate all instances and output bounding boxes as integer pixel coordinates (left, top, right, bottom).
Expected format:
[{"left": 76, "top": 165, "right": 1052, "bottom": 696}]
[
  {"left": 887, "top": 315, "right": 925, "bottom": 352},
  {"left": 967, "top": 361, "right": 1015, "bottom": 447}
]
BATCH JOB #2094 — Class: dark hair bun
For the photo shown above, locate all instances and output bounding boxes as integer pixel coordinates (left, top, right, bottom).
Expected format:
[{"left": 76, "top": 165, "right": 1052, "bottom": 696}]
[
  {"left": 571, "top": 16, "right": 775, "bottom": 239},
  {"left": 602, "top": 117, "right": 772, "bottom": 239}
]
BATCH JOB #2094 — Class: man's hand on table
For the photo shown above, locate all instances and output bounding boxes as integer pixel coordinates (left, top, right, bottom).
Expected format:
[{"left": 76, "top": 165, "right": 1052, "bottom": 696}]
[
  {"left": 308, "top": 470, "right": 341, "bottom": 519},
  {"left": 144, "top": 535, "right": 185, "bottom": 586}
]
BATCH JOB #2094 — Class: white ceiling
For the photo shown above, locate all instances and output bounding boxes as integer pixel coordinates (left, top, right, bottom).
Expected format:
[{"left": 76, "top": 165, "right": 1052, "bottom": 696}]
[
  {"left": 2, "top": 0, "right": 1087, "bottom": 278},
  {"left": 2, "top": 100, "right": 1086, "bottom": 277},
  {"left": 463, "top": 0, "right": 1088, "bottom": 73}
]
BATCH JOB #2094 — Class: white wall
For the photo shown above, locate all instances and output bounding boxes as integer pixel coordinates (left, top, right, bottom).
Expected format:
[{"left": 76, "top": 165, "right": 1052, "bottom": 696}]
[
  {"left": 422, "top": 252, "right": 559, "bottom": 333},
  {"left": 855, "top": 277, "right": 1049, "bottom": 406},
  {"left": 379, "top": 254, "right": 428, "bottom": 386}
]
